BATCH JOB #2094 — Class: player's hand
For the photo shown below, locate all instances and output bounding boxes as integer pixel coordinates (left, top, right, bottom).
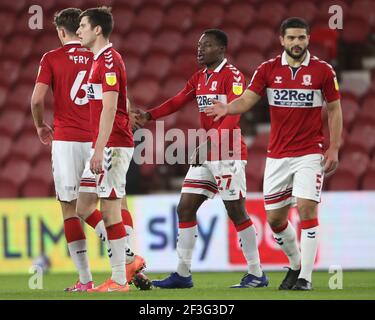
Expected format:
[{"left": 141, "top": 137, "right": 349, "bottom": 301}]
[
  {"left": 36, "top": 122, "right": 54, "bottom": 146},
  {"left": 323, "top": 146, "right": 339, "bottom": 177},
  {"left": 90, "top": 149, "right": 104, "bottom": 175},
  {"left": 205, "top": 99, "right": 228, "bottom": 121},
  {"left": 133, "top": 110, "right": 151, "bottom": 129},
  {"left": 129, "top": 108, "right": 141, "bottom": 130}
]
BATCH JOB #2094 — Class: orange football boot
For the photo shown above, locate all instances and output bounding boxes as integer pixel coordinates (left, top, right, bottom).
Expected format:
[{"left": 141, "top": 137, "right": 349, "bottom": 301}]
[
  {"left": 126, "top": 255, "right": 146, "bottom": 284},
  {"left": 87, "top": 279, "right": 129, "bottom": 293}
]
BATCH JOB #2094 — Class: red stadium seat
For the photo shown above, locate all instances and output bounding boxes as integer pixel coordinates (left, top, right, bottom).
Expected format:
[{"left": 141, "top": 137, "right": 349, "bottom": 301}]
[
  {"left": 0, "top": 0, "right": 26, "bottom": 13},
  {"left": 21, "top": 180, "right": 51, "bottom": 198},
  {"left": 361, "top": 172, "right": 375, "bottom": 190},
  {"left": 0, "top": 13, "right": 15, "bottom": 38},
  {"left": 195, "top": 4, "right": 224, "bottom": 29},
  {"left": 354, "top": 95, "right": 375, "bottom": 127},
  {"left": 133, "top": 5, "right": 164, "bottom": 33},
  {"left": 0, "top": 86, "right": 7, "bottom": 111},
  {"left": 256, "top": 1, "right": 286, "bottom": 29},
  {"left": 0, "top": 110, "right": 25, "bottom": 137},
  {"left": 246, "top": 150, "right": 266, "bottom": 192},
  {"left": 0, "top": 135, "right": 12, "bottom": 165},
  {"left": 341, "top": 17, "right": 370, "bottom": 44},
  {"left": 170, "top": 53, "right": 200, "bottom": 79},
  {"left": 309, "top": 42, "right": 330, "bottom": 62},
  {"left": 130, "top": 79, "right": 160, "bottom": 107},
  {"left": 341, "top": 97, "right": 360, "bottom": 129},
  {"left": 0, "top": 60, "right": 20, "bottom": 87},
  {"left": 5, "top": 82, "right": 34, "bottom": 112},
  {"left": 223, "top": 2, "right": 255, "bottom": 30},
  {"left": 0, "top": 159, "right": 31, "bottom": 190},
  {"left": 250, "top": 132, "right": 270, "bottom": 153},
  {"left": 163, "top": 3, "right": 193, "bottom": 32},
  {"left": 2, "top": 34, "right": 33, "bottom": 61},
  {"left": 243, "top": 26, "right": 275, "bottom": 53},
  {"left": 0, "top": 180, "right": 19, "bottom": 198},
  {"left": 326, "top": 171, "right": 359, "bottom": 190},
  {"left": 22, "top": 158, "right": 53, "bottom": 197},
  {"left": 11, "top": 133, "right": 43, "bottom": 162},
  {"left": 18, "top": 59, "right": 40, "bottom": 83},
  {"left": 287, "top": 1, "right": 318, "bottom": 23},
  {"left": 343, "top": 125, "right": 375, "bottom": 155},
  {"left": 160, "top": 77, "right": 186, "bottom": 101},
  {"left": 110, "top": 32, "right": 123, "bottom": 48},
  {"left": 234, "top": 49, "right": 265, "bottom": 78},
  {"left": 151, "top": 29, "right": 183, "bottom": 56},
  {"left": 112, "top": 8, "right": 135, "bottom": 35},
  {"left": 350, "top": 0, "right": 375, "bottom": 27},
  {"left": 124, "top": 54, "right": 141, "bottom": 83},
  {"left": 138, "top": 53, "right": 171, "bottom": 81},
  {"left": 31, "top": 34, "right": 61, "bottom": 59},
  {"left": 121, "top": 31, "right": 152, "bottom": 57},
  {"left": 221, "top": 26, "right": 244, "bottom": 56},
  {"left": 339, "top": 151, "right": 370, "bottom": 178}
]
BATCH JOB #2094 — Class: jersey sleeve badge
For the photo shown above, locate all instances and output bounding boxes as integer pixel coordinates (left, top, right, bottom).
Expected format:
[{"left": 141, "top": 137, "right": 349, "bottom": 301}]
[
  {"left": 232, "top": 82, "right": 243, "bottom": 95},
  {"left": 105, "top": 72, "right": 117, "bottom": 86},
  {"left": 334, "top": 77, "right": 339, "bottom": 91}
]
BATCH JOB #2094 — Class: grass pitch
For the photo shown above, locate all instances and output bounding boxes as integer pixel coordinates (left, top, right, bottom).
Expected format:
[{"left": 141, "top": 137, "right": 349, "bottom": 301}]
[{"left": 0, "top": 271, "right": 374, "bottom": 300}]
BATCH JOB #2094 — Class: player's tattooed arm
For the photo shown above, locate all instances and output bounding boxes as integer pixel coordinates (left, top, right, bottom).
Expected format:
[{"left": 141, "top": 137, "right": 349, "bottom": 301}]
[
  {"left": 31, "top": 83, "right": 54, "bottom": 145},
  {"left": 205, "top": 90, "right": 261, "bottom": 121}
]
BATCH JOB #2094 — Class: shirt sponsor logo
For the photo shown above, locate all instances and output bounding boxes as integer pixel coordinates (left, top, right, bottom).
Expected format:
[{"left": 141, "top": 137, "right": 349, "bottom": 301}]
[
  {"left": 232, "top": 82, "right": 243, "bottom": 95},
  {"left": 87, "top": 83, "right": 103, "bottom": 100},
  {"left": 105, "top": 72, "right": 117, "bottom": 86},
  {"left": 196, "top": 94, "right": 227, "bottom": 112},
  {"left": 267, "top": 88, "right": 324, "bottom": 108}
]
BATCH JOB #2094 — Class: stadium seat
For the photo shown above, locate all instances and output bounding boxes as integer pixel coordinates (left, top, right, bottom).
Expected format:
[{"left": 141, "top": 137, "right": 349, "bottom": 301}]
[
  {"left": 221, "top": 26, "right": 244, "bottom": 56},
  {"left": 326, "top": 171, "right": 359, "bottom": 190},
  {"left": 242, "top": 26, "right": 275, "bottom": 53},
  {"left": 341, "top": 17, "right": 370, "bottom": 44},
  {"left": 160, "top": 76, "right": 187, "bottom": 101},
  {"left": 0, "top": 86, "right": 7, "bottom": 111},
  {"left": 339, "top": 151, "right": 370, "bottom": 178},
  {"left": 361, "top": 172, "right": 375, "bottom": 190},
  {"left": 0, "top": 0, "right": 26, "bottom": 13},
  {"left": 18, "top": 59, "right": 40, "bottom": 83},
  {"left": 110, "top": 32, "right": 123, "bottom": 48},
  {"left": 350, "top": 0, "right": 375, "bottom": 27},
  {"left": 250, "top": 132, "right": 270, "bottom": 153},
  {"left": 246, "top": 150, "right": 266, "bottom": 192},
  {"left": 256, "top": 1, "right": 286, "bottom": 29},
  {"left": 11, "top": 133, "right": 43, "bottom": 162},
  {"left": 354, "top": 94, "right": 375, "bottom": 127},
  {"left": 0, "top": 60, "right": 20, "bottom": 87},
  {"left": 343, "top": 125, "right": 375, "bottom": 155},
  {"left": 0, "top": 110, "right": 25, "bottom": 137},
  {"left": 151, "top": 29, "right": 183, "bottom": 56},
  {"left": 341, "top": 97, "right": 360, "bottom": 129},
  {"left": 130, "top": 79, "right": 160, "bottom": 107},
  {"left": 138, "top": 53, "right": 171, "bottom": 81},
  {"left": 121, "top": 31, "right": 152, "bottom": 57},
  {"left": 0, "top": 13, "right": 15, "bottom": 38},
  {"left": 0, "top": 135, "right": 12, "bottom": 165},
  {"left": 170, "top": 53, "right": 200, "bottom": 79},
  {"left": 234, "top": 49, "right": 265, "bottom": 77},
  {"left": 222, "top": 2, "right": 255, "bottom": 30},
  {"left": 0, "top": 159, "right": 31, "bottom": 197},
  {"left": 21, "top": 158, "right": 53, "bottom": 197},
  {"left": 2, "top": 35, "right": 33, "bottom": 61},
  {"left": 124, "top": 54, "right": 141, "bottom": 83},
  {"left": 195, "top": 4, "right": 224, "bottom": 29},
  {"left": 133, "top": 5, "right": 164, "bottom": 33},
  {"left": 287, "top": 1, "right": 318, "bottom": 23},
  {"left": 31, "top": 34, "right": 61, "bottom": 59},
  {"left": 309, "top": 42, "right": 330, "bottom": 62},
  {"left": 163, "top": 3, "right": 193, "bottom": 32},
  {"left": 111, "top": 7, "right": 134, "bottom": 35},
  {"left": 21, "top": 180, "right": 51, "bottom": 198},
  {"left": 0, "top": 180, "right": 19, "bottom": 198},
  {"left": 5, "top": 82, "right": 34, "bottom": 112}
]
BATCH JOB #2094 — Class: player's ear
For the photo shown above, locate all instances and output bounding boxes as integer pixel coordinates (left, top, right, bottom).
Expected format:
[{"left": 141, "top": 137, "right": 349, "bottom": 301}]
[
  {"left": 279, "top": 35, "right": 284, "bottom": 46},
  {"left": 95, "top": 25, "right": 102, "bottom": 36}
]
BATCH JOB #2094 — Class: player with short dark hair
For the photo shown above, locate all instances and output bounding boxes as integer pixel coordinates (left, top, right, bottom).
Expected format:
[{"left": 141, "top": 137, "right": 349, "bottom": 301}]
[
  {"left": 134, "top": 29, "right": 268, "bottom": 289},
  {"left": 206, "top": 17, "right": 343, "bottom": 291}
]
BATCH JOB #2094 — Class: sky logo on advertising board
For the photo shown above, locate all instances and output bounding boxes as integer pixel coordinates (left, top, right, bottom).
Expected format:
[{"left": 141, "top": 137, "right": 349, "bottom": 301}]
[{"left": 228, "top": 200, "right": 320, "bottom": 266}]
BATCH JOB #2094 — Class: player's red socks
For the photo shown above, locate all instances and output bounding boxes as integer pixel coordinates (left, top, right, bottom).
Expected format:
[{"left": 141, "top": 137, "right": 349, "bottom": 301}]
[
  {"left": 85, "top": 209, "right": 108, "bottom": 243},
  {"left": 64, "top": 217, "right": 92, "bottom": 284},
  {"left": 121, "top": 209, "right": 133, "bottom": 228},
  {"left": 177, "top": 220, "right": 198, "bottom": 277}
]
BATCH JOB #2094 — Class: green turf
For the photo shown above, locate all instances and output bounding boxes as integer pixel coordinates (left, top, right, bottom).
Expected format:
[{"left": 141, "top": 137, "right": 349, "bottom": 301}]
[{"left": 0, "top": 271, "right": 374, "bottom": 300}]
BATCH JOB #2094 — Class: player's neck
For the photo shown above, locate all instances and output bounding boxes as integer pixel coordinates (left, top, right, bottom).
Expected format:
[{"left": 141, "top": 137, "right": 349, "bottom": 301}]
[
  {"left": 206, "top": 58, "right": 224, "bottom": 71},
  {"left": 91, "top": 37, "right": 110, "bottom": 56},
  {"left": 62, "top": 37, "right": 80, "bottom": 45},
  {"left": 285, "top": 52, "right": 307, "bottom": 68}
]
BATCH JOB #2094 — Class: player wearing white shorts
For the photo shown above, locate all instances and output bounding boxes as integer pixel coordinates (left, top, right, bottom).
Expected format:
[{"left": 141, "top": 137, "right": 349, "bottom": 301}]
[
  {"left": 206, "top": 18, "right": 343, "bottom": 290},
  {"left": 134, "top": 29, "right": 268, "bottom": 289}
]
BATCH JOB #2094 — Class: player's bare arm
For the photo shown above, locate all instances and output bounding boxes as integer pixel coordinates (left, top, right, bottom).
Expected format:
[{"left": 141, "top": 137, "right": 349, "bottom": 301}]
[
  {"left": 90, "top": 91, "right": 118, "bottom": 174},
  {"left": 323, "top": 99, "right": 343, "bottom": 177},
  {"left": 205, "top": 89, "right": 261, "bottom": 121},
  {"left": 31, "top": 83, "right": 54, "bottom": 145}
]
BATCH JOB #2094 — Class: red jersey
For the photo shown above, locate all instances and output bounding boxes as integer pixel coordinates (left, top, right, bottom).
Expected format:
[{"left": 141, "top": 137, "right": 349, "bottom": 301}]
[
  {"left": 36, "top": 41, "right": 92, "bottom": 142},
  {"left": 248, "top": 50, "right": 340, "bottom": 158},
  {"left": 149, "top": 58, "right": 247, "bottom": 160},
  {"left": 87, "top": 43, "right": 133, "bottom": 148}
]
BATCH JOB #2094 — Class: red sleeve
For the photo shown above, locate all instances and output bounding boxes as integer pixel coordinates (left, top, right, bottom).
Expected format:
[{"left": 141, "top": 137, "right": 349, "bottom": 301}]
[
  {"left": 100, "top": 60, "right": 123, "bottom": 92},
  {"left": 148, "top": 74, "right": 197, "bottom": 120},
  {"left": 247, "top": 62, "right": 268, "bottom": 96},
  {"left": 36, "top": 53, "right": 52, "bottom": 85},
  {"left": 322, "top": 64, "right": 340, "bottom": 103},
  {"left": 217, "top": 70, "right": 246, "bottom": 132}
]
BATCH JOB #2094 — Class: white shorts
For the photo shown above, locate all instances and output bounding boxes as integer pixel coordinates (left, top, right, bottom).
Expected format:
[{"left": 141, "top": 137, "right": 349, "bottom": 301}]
[
  {"left": 79, "top": 147, "right": 134, "bottom": 199},
  {"left": 182, "top": 160, "right": 247, "bottom": 201},
  {"left": 263, "top": 154, "right": 324, "bottom": 210},
  {"left": 52, "top": 141, "right": 92, "bottom": 202}
]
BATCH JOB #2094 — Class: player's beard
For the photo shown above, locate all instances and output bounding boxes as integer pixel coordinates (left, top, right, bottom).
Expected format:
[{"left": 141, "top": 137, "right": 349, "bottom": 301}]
[{"left": 285, "top": 46, "right": 307, "bottom": 60}]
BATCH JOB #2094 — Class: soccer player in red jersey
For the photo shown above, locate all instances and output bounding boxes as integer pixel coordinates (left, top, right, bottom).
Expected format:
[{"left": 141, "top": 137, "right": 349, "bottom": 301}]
[
  {"left": 76, "top": 7, "right": 136, "bottom": 293},
  {"left": 31, "top": 8, "right": 94, "bottom": 292},
  {"left": 206, "top": 18, "right": 343, "bottom": 290},
  {"left": 134, "top": 29, "right": 268, "bottom": 289}
]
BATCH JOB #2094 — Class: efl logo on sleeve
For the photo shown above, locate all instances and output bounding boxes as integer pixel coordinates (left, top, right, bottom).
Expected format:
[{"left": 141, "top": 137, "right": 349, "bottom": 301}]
[
  {"left": 232, "top": 82, "right": 243, "bottom": 95},
  {"left": 105, "top": 72, "right": 117, "bottom": 86}
]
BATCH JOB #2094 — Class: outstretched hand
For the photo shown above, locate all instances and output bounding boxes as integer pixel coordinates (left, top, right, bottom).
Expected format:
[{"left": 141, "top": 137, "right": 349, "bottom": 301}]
[
  {"left": 204, "top": 99, "right": 228, "bottom": 121},
  {"left": 130, "top": 109, "right": 151, "bottom": 130}
]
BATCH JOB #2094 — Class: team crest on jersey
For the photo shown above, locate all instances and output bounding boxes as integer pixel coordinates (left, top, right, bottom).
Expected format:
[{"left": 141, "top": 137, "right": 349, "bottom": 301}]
[
  {"left": 209, "top": 81, "right": 218, "bottom": 91},
  {"left": 232, "top": 82, "right": 243, "bottom": 95},
  {"left": 302, "top": 74, "right": 312, "bottom": 86},
  {"left": 105, "top": 72, "right": 117, "bottom": 86},
  {"left": 274, "top": 76, "right": 282, "bottom": 84}
]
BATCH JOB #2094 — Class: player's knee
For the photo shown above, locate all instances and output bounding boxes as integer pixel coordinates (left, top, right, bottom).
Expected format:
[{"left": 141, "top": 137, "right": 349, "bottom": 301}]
[
  {"left": 176, "top": 202, "right": 196, "bottom": 222},
  {"left": 297, "top": 202, "right": 318, "bottom": 219},
  {"left": 267, "top": 215, "right": 286, "bottom": 229}
]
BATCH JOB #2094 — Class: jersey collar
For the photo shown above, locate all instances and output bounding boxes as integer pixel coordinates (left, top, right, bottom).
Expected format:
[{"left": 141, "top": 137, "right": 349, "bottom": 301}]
[
  {"left": 203, "top": 58, "right": 227, "bottom": 73},
  {"left": 94, "top": 43, "right": 113, "bottom": 61},
  {"left": 281, "top": 50, "right": 311, "bottom": 67},
  {"left": 64, "top": 41, "right": 81, "bottom": 46}
]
